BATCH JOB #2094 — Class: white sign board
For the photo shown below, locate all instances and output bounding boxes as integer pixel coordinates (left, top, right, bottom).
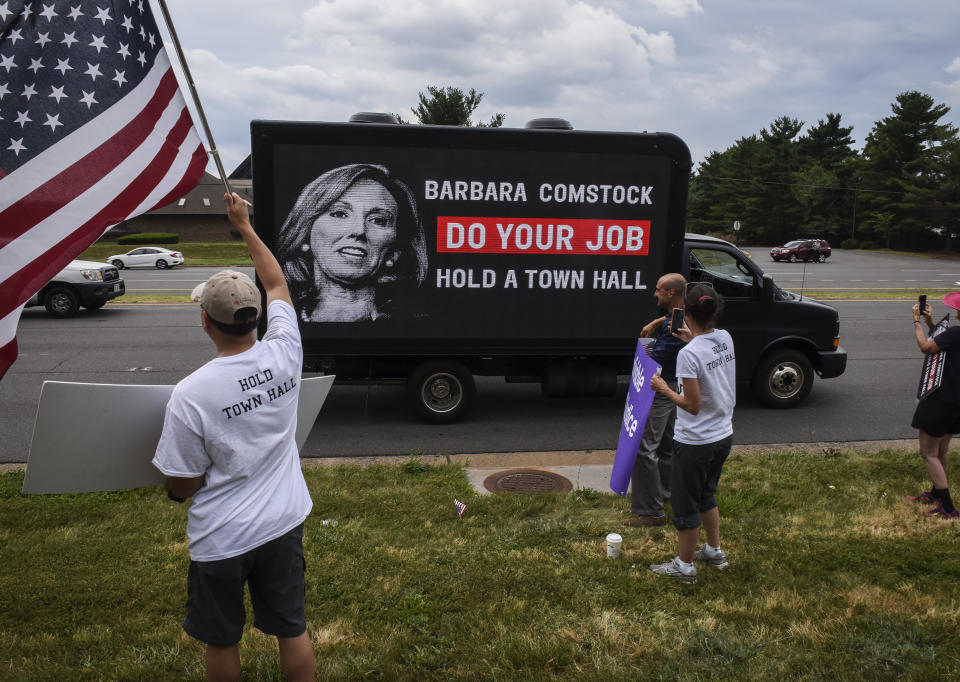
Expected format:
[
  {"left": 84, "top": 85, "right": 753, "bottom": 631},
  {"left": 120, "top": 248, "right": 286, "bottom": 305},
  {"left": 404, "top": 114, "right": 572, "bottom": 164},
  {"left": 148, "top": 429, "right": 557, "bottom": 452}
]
[{"left": 21, "top": 376, "right": 334, "bottom": 494}]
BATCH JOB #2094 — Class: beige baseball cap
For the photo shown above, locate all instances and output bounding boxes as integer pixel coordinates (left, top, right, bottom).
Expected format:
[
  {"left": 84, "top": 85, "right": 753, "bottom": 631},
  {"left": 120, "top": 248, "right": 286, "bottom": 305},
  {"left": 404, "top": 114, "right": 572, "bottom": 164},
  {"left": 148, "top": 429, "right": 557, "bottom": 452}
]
[{"left": 190, "top": 270, "right": 262, "bottom": 324}]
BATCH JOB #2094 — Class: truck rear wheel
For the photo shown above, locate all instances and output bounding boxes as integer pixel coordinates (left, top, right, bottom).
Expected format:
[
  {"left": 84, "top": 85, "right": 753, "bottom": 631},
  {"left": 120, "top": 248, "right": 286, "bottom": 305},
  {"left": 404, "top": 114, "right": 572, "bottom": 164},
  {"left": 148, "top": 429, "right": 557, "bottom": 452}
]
[
  {"left": 752, "top": 349, "right": 814, "bottom": 408},
  {"left": 407, "top": 361, "right": 475, "bottom": 423},
  {"left": 44, "top": 286, "right": 80, "bottom": 318}
]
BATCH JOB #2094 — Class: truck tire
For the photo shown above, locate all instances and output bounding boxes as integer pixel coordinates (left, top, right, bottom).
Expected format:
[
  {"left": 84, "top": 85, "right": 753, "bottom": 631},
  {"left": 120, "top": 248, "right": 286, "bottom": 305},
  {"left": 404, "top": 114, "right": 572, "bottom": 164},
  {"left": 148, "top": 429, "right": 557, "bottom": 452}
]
[
  {"left": 44, "top": 286, "right": 80, "bottom": 318},
  {"left": 752, "top": 349, "right": 814, "bottom": 408},
  {"left": 407, "top": 361, "right": 475, "bottom": 423}
]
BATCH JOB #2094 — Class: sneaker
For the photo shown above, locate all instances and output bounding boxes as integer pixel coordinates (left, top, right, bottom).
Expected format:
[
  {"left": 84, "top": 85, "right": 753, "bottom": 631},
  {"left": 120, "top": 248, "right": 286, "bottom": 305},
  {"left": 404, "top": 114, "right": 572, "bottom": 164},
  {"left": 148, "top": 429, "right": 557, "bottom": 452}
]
[
  {"left": 693, "top": 544, "right": 729, "bottom": 570},
  {"left": 622, "top": 514, "right": 667, "bottom": 528},
  {"left": 927, "top": 503, "right": 959, "bottom": 519},
  {"left": 649, "top": 557, "right": 697, "bottom": 584},
  {"left": 908, "top": 490, "right": 938, "bottom": 504}
]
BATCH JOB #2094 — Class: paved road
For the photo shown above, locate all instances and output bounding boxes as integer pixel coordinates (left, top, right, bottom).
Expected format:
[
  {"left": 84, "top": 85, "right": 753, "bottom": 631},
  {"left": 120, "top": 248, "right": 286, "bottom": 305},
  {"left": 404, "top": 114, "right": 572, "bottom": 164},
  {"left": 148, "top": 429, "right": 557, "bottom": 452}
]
[
  {"left": 744, "top": 247, "right": 960, "bottom": 291},
  {"left": 0, "top": 296, "right": 927, "bottom": 463},
  {"left": 114, "top": 249, "right": 960, "bottom": 297},
  {"left": 116, "top": 267, "right": 254, "bottom": 295}
]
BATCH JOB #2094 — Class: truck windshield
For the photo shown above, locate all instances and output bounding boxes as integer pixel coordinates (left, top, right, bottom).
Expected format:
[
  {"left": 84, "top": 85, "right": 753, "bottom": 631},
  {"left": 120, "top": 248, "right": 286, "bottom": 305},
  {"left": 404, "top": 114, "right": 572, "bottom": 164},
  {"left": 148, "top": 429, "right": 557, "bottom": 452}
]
[{"left": 688, "top": 248, "right": 756, "bottom": 298}]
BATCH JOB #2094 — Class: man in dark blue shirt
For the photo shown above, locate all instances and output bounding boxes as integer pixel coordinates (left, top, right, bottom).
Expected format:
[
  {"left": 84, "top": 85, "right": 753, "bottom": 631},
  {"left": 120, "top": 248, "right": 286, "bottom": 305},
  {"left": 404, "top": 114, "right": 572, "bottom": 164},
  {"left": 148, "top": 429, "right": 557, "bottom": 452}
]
[{"left": 623, "top": 273, "right": 687, "bottom": 527}]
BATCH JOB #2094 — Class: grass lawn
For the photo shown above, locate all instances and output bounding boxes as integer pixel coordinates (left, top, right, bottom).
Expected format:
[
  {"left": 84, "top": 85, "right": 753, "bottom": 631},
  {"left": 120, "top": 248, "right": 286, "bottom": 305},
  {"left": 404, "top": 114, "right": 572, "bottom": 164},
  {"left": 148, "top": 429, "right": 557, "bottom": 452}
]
[
  {"left": 1, "top": 449, "right": 958, "bottom": 680},
  {"left": 79, "top": 242, "right": 253, "bottom": 267},
  {"left": 800, "top": 289, "right": 956, "bottom": 301}
]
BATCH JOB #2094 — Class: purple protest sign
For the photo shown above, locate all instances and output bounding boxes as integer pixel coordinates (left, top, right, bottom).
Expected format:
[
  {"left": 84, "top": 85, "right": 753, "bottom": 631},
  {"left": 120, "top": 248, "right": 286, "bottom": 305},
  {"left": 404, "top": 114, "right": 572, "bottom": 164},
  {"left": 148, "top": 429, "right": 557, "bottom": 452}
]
[{"left": 610, "top": 341, "right": 662, "bottom": 496}]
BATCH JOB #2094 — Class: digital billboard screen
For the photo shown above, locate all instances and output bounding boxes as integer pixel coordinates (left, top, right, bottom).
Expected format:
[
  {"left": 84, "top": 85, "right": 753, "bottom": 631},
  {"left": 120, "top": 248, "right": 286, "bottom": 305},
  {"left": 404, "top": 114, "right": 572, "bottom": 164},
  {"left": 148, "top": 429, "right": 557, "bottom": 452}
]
[{"left": 252, "top": 122, "right": 689, "bottom": 352}]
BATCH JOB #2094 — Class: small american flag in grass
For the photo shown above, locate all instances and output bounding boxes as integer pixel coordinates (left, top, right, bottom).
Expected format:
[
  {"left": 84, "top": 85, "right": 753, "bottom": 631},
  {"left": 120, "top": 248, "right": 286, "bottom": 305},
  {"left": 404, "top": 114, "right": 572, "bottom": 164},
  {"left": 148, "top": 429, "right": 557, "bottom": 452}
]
[{"left": 454, "top": 498, "right": 466, "bottom": 518}]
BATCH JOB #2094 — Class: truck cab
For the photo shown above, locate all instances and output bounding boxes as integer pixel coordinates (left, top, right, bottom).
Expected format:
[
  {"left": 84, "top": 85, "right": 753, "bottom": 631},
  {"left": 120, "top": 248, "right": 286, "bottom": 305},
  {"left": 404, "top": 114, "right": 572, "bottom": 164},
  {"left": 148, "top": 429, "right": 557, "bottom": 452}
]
[
  {"left": 24, "top": 259, "right": 125, "bottom": 317},
  {"left": 684, "top": 234, "right": 845, "bottom": 407},
  {"left": 251, "top": 117, "right": 846, "bottom": 422}
]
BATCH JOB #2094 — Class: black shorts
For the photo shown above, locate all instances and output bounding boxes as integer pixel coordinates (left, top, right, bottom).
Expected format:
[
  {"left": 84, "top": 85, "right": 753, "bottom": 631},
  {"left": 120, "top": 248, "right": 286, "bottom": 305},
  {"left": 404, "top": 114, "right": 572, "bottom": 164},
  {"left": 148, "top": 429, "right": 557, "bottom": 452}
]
[
  {"left": 183, "top": 523, "right": 307, "bottom": 646},
  {"left": 912, "top": 398, "right": 960, "bottom": 438},
  {"left": 670, "top": 436, "right": 733, "bottom": 530}
]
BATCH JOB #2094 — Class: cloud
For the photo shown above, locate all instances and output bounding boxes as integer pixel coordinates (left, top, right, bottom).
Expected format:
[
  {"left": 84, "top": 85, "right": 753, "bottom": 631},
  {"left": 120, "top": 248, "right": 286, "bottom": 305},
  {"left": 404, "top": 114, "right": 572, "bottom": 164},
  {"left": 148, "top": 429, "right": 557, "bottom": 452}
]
[
  {"left": 645, "top": 0, "right": 703, "bottom": 17},
  {"left": 181, "top": 0, "right": 679, "bottom": 142},
  {"left": 935, "top": 57, "right": 960, "bottom": 98},
  {"left": 670, "top": 33, "right": 781, "bottom": 109},
  {"left": 158, "top": 0, "right": 960, "bottom": 174},
  {"left": 288, "top": 0, "right": 674, "bottom": 97}
]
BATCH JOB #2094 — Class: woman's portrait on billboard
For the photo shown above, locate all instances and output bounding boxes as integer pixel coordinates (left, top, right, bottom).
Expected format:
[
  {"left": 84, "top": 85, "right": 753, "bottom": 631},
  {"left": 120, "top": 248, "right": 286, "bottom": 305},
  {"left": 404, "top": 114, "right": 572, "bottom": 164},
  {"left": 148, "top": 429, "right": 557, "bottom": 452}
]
[{"left": 277, "top": 164, "right": 428, "bottom": 322}]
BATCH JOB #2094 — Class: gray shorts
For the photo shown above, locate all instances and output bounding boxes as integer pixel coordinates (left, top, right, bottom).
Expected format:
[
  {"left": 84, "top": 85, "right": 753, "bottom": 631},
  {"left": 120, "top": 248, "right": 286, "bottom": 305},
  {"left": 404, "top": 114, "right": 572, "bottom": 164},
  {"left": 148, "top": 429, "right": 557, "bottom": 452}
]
[{"left": 670, "top": 436, "right": 732, "bottom": 530}]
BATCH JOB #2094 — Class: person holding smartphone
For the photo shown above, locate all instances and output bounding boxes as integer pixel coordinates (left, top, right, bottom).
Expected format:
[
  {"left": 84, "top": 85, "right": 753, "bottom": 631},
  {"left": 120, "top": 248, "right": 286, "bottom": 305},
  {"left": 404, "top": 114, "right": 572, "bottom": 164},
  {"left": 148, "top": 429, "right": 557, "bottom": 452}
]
[
  {"left": 910, "top": 293, "right": 960, "bottom": 519},
  {"left": 622, "top": 273, "right": 687, "bottom": 528},
  {"left": 648, "top": 284, "right": 736, "bottom": 583}
]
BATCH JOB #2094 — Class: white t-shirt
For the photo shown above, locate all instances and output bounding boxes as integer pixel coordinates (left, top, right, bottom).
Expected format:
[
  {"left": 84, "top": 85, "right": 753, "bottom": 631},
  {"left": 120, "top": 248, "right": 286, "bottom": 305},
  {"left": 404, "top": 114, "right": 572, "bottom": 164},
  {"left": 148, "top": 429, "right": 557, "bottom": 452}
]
[
  {"left": 153, "top": 299, "right": 312, "bottom": 561},
  {"left": 673, "top": 328, "right": 736, "bottom": 445}
]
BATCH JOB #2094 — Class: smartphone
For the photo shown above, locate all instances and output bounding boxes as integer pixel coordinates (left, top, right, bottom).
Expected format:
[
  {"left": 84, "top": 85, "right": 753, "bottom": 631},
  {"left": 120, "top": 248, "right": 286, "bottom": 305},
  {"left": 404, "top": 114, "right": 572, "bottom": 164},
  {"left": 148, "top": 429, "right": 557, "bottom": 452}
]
[
  {"left": 919, "top": 294, "right": 927, "bottom": 312},
  {"left": 670, "top": 308, "right": 684, "bottom": 333}
]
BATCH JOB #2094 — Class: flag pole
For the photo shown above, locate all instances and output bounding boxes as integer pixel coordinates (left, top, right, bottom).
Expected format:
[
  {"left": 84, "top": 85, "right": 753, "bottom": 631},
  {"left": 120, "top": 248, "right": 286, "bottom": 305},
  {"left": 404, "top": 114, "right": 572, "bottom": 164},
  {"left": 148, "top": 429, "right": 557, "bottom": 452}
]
[{"left": 154, "top": 0, "right": 233, "bottom": 196}]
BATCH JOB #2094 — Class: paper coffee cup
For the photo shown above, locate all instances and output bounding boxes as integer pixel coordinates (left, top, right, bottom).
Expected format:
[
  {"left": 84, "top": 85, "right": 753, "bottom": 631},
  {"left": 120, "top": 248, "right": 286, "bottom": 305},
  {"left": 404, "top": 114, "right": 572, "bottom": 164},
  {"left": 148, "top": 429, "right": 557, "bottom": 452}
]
[{"left": 606, "top": 532, "right": 622, "bottom": 558}]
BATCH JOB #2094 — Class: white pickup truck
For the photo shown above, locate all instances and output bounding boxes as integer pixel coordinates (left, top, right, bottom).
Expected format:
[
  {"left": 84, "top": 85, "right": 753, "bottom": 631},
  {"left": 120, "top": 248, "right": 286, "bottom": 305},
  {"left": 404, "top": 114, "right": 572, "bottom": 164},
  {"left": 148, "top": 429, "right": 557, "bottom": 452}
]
[{"left": 25, "top": 260, "right": 126, "bottom": 317}]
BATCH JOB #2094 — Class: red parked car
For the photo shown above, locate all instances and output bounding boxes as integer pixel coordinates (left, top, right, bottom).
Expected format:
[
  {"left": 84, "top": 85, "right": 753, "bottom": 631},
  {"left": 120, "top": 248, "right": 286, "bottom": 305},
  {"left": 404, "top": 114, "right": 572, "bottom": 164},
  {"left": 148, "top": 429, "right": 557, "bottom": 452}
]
[{"left": 770, "top": 239, "right": 831, "bottom": 263}]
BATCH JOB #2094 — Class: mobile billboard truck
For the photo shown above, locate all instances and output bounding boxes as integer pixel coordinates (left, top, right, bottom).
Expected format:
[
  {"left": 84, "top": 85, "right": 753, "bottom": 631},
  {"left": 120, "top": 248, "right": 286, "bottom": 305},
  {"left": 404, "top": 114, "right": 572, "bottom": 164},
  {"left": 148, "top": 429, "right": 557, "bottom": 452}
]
[{"left": 251, "top": 117, "right": 846, "bottom": 423}]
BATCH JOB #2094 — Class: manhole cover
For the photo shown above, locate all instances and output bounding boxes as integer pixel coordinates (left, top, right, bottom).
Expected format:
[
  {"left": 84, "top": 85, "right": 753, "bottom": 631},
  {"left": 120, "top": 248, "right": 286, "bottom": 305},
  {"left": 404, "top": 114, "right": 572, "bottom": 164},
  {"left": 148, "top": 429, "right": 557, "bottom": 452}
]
[{"left": 483, "top": 468, "right": 573, "bottom": 494}]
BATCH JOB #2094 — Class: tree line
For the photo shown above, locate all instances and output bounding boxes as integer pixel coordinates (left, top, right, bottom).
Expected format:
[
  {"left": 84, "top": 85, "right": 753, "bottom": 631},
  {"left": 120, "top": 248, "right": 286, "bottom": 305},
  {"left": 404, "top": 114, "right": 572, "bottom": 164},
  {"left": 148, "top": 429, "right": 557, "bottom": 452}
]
[
  {"left": 407, "top": 87, "right": 959, "bottom": 252},
  {"left": 686, "top": 91, "right": 960, "bottom": 251}
]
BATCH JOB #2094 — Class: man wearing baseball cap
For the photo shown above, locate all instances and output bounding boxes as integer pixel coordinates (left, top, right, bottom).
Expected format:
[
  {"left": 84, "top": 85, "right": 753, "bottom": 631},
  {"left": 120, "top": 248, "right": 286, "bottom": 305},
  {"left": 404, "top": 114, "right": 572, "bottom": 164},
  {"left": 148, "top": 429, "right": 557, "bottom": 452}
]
[
  {"left": 152, "top": 194, "right": 315, "bottom": 679},
  {"left": 910, "top": 292, "right": 960, "bottom": 519}
]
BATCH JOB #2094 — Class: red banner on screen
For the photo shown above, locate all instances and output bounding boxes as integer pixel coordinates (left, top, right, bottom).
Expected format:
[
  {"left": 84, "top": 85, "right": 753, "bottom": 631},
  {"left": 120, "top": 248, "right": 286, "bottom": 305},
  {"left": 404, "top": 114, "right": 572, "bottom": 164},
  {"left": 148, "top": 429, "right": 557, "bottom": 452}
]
[{"left": 436, "top": 217, "right": 651, "bottom": 256}]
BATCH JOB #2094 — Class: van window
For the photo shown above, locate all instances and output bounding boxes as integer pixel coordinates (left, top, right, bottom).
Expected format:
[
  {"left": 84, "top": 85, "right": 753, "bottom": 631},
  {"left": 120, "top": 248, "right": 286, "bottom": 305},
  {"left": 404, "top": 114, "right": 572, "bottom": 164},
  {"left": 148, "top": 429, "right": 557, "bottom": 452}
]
[{"left": 688, "top": 248, "right": 755, "bottom": 298}]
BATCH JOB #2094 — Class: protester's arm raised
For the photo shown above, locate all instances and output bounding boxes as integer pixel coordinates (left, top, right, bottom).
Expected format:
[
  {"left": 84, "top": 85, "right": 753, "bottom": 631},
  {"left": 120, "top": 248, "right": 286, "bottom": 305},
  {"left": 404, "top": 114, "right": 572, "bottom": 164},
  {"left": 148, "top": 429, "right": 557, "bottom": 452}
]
[
  {"left": 914, "top": 302, "right": 939, "bottom": 354},
  {"left": 224, "top": 193, "right": 292, "bottom": 307}
]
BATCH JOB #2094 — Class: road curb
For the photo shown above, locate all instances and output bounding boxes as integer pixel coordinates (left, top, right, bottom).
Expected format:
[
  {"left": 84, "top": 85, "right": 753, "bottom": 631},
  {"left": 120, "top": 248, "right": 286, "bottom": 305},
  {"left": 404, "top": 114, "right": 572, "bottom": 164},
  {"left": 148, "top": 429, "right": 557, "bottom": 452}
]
[
  {"left": 297, "top": 439, "right": 920, "bottom": 469},
  {"left": 1, "top": 439, "right": 920, "bottom": 475}
]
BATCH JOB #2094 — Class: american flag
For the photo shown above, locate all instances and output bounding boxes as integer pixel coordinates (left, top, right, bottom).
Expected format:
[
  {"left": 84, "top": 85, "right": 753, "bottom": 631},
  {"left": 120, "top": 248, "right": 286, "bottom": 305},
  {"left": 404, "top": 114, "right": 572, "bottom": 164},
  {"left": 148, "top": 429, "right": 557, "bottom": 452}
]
[
  {"left": 0, "top": 1, "right": 206, "bottom": 379},
  {"left": 454, "top": 498, "right": 466, "bottom": 518}
]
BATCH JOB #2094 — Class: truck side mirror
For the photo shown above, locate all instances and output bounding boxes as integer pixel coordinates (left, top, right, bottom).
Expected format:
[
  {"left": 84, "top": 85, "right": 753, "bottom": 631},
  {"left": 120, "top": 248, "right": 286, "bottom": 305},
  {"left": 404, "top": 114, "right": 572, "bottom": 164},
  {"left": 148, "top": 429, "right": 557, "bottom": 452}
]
[{"left": 761, "top": 274, "right": 776, "bottom": 301}]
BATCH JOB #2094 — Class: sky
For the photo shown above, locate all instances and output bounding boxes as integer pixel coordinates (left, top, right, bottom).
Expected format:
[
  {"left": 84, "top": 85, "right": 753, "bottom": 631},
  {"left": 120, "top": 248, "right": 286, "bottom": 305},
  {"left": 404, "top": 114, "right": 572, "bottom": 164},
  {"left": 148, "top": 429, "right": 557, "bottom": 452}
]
[{"left": 156, "top": 0, "right": 960, "bottom": 177}]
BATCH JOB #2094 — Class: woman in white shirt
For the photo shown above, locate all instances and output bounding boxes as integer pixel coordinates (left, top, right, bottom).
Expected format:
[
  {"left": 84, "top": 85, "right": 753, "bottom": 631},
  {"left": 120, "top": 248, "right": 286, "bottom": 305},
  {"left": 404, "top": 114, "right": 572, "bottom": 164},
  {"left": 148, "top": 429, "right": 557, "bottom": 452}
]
[{"left": 648, "top": 283, "right": 736, "bottom": 584}]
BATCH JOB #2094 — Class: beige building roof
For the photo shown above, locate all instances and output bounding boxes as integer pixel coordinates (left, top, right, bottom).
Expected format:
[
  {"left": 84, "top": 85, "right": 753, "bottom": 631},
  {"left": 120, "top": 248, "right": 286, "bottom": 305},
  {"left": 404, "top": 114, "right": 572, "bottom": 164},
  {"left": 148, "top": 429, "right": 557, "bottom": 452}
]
[{"left": 149, "top": 171, "right": 254, "bottom": 216}]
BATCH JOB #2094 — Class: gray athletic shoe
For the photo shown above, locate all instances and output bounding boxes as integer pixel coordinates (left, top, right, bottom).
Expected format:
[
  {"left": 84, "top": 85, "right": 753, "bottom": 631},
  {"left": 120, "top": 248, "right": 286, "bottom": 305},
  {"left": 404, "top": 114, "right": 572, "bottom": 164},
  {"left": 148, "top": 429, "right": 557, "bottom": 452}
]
[
  {"left": 693, "top": 545, "right": 729, "bottom": 570},
  {"left": 648, "top": 557, "right": 697, "bottom": 584}
]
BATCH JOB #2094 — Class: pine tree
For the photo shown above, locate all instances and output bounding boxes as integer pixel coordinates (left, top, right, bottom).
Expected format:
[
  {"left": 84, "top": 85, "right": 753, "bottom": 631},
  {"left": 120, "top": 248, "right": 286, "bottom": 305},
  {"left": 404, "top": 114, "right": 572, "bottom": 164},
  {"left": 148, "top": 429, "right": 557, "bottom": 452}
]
[
  {"left": 408, "top": 86, "right": 505, "bottom": 127},
  {"left": 860, "top": 91, "right": 957, "bottom": 248},
  {"left": 795, "top": 113, "right": 858, "bottom": 239},
  {"left": 753, "top": 117, "right": 805, "bottom": 241}
]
